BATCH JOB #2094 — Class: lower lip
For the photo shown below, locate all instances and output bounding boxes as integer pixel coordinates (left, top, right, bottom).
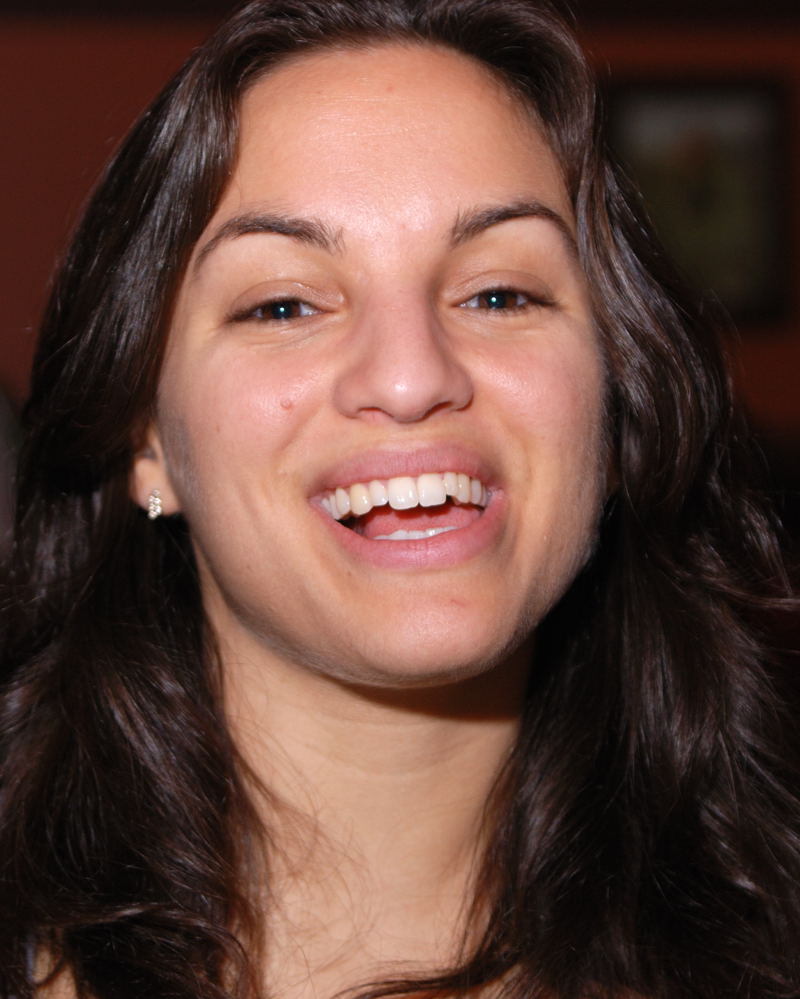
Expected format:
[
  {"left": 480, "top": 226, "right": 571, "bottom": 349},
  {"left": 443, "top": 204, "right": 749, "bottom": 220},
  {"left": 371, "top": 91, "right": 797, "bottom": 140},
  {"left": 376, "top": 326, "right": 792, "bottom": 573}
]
[{"left": 315, "top": 493, "right": 506, "bottom": 569}]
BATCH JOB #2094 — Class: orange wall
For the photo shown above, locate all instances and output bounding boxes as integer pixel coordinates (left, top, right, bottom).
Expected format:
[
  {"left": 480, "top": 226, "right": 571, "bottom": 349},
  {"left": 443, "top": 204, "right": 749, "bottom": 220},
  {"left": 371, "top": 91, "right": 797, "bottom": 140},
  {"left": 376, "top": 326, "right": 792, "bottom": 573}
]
[{"left": 1, "top": 18, "right": 799, "bottom": 437}]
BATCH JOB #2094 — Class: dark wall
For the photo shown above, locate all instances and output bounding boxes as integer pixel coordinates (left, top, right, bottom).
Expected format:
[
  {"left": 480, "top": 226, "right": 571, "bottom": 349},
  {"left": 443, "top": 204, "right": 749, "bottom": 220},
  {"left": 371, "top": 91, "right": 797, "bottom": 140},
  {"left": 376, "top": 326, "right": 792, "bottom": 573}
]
[{"left": 0, "top": 17, "right": 213, "bottom": 410}]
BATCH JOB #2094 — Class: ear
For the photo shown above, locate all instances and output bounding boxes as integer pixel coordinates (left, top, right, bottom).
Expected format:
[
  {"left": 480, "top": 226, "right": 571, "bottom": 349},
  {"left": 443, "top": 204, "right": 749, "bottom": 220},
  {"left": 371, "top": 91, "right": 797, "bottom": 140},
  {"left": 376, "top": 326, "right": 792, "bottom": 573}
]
[{"left": 130, "top": 423, "right": 181, "bottom": 517}]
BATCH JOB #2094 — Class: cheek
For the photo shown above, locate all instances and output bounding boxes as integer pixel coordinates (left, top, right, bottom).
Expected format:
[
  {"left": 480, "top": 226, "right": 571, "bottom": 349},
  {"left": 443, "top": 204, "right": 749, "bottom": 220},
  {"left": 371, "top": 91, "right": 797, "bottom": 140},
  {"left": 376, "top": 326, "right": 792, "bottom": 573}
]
[
  {"left": 156, "top": 349, "right": 322, "bottom": 501},
  {"left": 505, "top": 338, "right": 609, "bottom": 576},
  {"left": 500, "top": 337, "right": 607, "bottom": 468}
]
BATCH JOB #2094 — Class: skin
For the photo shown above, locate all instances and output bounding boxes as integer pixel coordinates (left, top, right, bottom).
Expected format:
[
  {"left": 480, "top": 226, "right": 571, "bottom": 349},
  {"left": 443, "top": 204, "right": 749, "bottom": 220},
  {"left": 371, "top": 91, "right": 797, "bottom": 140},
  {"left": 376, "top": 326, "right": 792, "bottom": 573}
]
[{"left": 130, "top": 43, "right": 608, "bottom": 996}]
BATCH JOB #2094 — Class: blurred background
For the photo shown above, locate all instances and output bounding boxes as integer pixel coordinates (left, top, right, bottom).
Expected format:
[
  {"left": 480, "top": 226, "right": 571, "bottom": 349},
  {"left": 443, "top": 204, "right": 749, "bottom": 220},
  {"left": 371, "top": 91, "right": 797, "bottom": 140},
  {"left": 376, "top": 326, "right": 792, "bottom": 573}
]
[{"left": 1, "top": 0, "right": 798, "bottom": 558}]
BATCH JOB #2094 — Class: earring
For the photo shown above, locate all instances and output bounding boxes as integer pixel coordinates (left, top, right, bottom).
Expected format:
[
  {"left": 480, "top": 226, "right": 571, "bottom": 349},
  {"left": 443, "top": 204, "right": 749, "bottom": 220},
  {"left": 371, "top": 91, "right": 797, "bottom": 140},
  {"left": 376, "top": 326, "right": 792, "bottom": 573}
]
[{"left": 147, "top": 488, "right": 163, "bottom": 520}]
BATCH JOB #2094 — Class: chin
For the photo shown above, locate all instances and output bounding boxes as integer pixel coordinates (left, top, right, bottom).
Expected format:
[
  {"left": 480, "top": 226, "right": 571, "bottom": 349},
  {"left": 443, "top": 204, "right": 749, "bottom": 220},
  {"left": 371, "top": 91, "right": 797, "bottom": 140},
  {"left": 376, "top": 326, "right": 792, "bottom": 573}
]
[{"left": 318, "top": 613, "right": 536, "bottom": 695}]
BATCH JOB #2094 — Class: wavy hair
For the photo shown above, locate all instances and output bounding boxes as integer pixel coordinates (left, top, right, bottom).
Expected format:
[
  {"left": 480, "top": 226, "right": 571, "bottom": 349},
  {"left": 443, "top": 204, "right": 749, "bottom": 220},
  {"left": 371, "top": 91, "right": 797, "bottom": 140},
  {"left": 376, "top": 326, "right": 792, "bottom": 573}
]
[{"left": 2, "top": 1, "right": 799, "bottom": 997}]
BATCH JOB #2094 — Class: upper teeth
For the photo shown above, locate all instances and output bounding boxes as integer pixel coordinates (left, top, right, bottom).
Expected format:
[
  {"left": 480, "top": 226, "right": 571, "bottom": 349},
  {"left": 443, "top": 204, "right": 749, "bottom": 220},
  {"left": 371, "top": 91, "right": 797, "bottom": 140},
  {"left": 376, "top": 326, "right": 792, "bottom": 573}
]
[{"left": 321, "top": 472, "right": 488, "bottom": 521}]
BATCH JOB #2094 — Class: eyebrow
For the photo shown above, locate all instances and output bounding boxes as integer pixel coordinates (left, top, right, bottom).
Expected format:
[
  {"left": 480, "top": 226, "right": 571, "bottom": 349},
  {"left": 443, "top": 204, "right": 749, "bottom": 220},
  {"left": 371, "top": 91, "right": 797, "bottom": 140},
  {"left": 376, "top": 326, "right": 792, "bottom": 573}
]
[
  {"left": 193, "top": 211, "right": 343, "bottom": 271},
  {"left": 193, "top": 198, "right": 578, "bottom": 272},
  {"left": 450, "top": 199, "right": 579, "bottom": 259}
]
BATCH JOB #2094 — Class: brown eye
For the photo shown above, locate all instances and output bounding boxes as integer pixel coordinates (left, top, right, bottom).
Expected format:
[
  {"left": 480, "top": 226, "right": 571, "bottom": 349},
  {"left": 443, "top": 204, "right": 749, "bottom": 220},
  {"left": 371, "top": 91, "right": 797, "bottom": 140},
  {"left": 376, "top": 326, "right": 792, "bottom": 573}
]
[
  {"left": 461, "top": 289, "right": 539, "bottom": 311},
  {"left": 251, "top": 299, "right": 316, "bottom": 321},
  {"left": 480, "top": 290, "right": 523, "bottom": 309}
]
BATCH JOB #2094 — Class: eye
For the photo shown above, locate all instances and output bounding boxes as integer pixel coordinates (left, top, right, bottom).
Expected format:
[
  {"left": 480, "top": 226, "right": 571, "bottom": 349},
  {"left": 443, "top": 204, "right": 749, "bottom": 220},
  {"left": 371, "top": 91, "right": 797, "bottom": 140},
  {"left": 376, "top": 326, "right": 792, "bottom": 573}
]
[
  {"left": 460, "top": 288, "right": 549, "bottom": 312},
  {"left": 233, "top": 298, "right": 318, "bottom": 323}
]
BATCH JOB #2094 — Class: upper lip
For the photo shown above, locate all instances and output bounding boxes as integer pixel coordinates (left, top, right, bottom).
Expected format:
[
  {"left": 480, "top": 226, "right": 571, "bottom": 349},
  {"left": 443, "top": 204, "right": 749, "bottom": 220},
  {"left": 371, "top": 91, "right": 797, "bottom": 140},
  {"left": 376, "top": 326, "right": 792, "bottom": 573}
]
[{"left": 310, "top": 442, "right": 500, "bottom": 496}]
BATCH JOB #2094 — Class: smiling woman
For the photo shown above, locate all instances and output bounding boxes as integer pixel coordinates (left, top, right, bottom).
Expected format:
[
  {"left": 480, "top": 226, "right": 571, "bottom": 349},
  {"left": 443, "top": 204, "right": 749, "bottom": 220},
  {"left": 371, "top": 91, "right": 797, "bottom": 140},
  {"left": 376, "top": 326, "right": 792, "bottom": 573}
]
[
  {"left": 1, "top": 2, "right": 799, "bottom": 999},
  {"left": 134, "top": 44, "right": 606, "bottom": 689}
]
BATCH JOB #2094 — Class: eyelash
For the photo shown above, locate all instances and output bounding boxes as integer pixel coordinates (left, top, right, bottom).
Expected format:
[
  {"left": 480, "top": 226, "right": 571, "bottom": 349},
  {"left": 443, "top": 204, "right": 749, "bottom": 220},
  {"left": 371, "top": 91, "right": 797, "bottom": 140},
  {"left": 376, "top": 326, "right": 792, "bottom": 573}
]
[
  {"left": 231, "top": 286, "right": 552, "bottom": 325},
  {"left": 231, "top": 299, "right": 318, "bottom": 323},
  {"left": 459, "top": 288, "right": 552, "bottom": 312}
]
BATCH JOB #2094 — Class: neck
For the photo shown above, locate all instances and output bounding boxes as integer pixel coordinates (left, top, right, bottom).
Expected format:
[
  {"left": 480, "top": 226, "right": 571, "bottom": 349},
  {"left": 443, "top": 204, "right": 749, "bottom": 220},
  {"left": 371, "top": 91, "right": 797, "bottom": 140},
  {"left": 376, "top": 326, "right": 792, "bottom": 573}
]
[{"left": 221, "top": 638, "right": 529, "bottom": 997}]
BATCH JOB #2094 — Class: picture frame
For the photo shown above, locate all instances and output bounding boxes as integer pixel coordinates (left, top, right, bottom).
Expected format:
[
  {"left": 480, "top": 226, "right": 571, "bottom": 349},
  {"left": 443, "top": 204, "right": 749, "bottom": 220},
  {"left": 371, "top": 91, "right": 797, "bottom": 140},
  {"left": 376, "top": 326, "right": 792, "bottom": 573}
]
[{"left": 606, "top": 79, "right": 792, "bottom": 327}]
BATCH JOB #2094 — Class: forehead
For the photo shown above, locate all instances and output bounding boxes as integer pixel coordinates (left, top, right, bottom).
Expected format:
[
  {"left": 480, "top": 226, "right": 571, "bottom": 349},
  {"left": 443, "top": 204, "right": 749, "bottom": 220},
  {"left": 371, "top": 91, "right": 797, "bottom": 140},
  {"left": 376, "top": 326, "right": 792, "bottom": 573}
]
[
  {"left": 241, "top": 40, "right": 529, "bottom": 124},
  {"left": 207, "top": 42, "right": 571, "bottom": 240}
]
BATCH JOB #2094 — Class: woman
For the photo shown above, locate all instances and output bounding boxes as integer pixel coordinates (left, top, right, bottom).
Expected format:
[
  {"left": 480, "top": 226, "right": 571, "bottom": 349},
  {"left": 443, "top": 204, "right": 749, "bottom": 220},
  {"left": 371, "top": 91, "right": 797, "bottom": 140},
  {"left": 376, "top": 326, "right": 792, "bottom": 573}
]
[{"left": 2, "top": 1, "right": 798, "bottom": 997}]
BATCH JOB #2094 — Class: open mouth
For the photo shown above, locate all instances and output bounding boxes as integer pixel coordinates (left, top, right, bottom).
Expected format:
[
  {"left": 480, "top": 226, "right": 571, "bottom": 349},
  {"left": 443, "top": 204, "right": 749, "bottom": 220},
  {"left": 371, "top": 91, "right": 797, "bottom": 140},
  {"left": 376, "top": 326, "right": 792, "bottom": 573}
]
[{"left": 320, "top": 472, "right": 489, "bottom": 541}]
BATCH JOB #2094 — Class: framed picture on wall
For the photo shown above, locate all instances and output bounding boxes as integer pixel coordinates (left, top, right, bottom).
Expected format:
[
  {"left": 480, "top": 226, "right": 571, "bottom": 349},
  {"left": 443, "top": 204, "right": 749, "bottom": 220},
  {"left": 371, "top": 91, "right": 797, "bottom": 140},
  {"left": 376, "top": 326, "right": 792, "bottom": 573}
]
[{"left": 606, "top": 79, "right": 792, "bottom": 327}]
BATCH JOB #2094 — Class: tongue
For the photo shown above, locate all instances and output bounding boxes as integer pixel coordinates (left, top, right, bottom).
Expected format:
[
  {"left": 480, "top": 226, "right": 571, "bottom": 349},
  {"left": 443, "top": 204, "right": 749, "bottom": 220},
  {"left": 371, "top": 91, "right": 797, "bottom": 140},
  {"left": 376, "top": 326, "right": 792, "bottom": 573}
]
[{"left": 355, "top": 503, "right": 481, "bottom": 540}]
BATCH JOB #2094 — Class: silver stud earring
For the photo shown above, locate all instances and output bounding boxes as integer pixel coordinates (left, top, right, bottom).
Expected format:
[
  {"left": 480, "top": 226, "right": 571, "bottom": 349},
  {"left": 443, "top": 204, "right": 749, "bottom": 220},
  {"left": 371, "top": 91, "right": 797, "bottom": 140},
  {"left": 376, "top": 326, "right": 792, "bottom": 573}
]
[{"left": 147, "top": 488, "right": 163, "bottom": 520}]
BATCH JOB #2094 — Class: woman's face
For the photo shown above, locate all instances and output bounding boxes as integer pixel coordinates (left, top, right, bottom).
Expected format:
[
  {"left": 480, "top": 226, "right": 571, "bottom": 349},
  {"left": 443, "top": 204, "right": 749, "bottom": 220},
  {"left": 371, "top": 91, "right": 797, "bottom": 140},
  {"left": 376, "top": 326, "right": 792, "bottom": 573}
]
[{"left": 134, "top": 43, "right": 608, "bottom": 689}]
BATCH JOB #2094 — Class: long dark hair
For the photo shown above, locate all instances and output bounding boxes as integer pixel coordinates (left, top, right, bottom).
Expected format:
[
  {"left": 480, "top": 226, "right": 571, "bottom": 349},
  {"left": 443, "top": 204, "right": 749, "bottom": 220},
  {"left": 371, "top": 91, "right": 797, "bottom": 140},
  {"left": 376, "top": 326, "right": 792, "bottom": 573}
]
[{"left": 2, "top": 1, "right": 799, "bottom": 997}]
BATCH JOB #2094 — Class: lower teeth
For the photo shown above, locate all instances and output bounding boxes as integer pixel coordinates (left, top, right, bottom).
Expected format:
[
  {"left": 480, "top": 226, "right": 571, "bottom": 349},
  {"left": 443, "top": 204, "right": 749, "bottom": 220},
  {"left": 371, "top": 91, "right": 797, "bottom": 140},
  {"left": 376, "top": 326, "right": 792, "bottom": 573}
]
[{"left": 374, "top": 526, "right": 459, "bottom": 541}]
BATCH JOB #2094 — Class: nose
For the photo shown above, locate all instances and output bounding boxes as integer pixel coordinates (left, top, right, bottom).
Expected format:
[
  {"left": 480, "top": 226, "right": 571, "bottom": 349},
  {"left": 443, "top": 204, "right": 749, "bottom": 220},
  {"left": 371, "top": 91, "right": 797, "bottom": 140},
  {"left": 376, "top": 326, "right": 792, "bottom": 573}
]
[{"left": 332, "top": 299, "right": 474, "bottom": 424}]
